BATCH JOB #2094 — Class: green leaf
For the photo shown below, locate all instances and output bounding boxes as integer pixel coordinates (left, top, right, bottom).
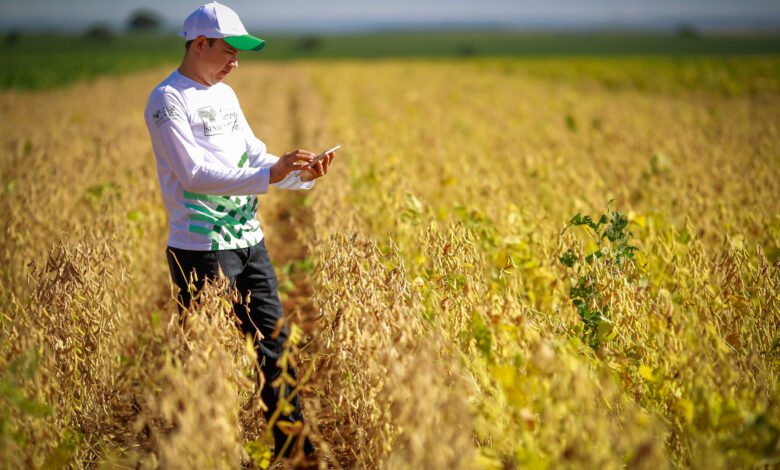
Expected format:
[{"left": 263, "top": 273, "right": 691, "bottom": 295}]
[
  {"left": 565, "top": 113, "right": 577, "bottom": 132},
  {"left": 150, "top": 311, "right": 161, "bottom": 330},
  {"left": 0, "top": 381, "right": 51, "bottom": 417},
  {"left": 126, "top": 209, "right": 143, "bottom": 222},
  {"left": 638, "top": 365, "right": 655, "bottom": 382},
  {"left": 559, "top": 248, "right": 578, "bottom": 267},
  {"left": 596, "top": 320, "right": 614, "bottom": 344},
  {"left": 766, "top": 246, "right": 780, "bottom": 264},
  {"left": 677, "top": 228, "right": 693, "bottom": 244},
  {"left": 245, "top": 440, "right": 273, "bottom": 469},
  {"left": 471, "top": 313, "right": 493, "bottom": 359}
]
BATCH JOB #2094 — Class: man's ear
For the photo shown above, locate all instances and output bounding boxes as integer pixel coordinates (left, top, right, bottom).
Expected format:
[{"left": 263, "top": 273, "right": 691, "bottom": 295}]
[{"left": 193, "top": 35, "right": 208, "bottom": 53}]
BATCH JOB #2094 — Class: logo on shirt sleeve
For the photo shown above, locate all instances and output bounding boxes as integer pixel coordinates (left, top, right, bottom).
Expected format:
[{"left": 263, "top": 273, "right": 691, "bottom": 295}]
[{"left": 153, "top": 105, "right": 182, "bottom": 127}]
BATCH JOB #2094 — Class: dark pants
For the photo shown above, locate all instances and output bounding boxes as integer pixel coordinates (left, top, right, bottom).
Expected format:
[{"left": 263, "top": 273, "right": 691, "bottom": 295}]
[{"left": 166, "top": 238, "right": 313, "bottom": 457}]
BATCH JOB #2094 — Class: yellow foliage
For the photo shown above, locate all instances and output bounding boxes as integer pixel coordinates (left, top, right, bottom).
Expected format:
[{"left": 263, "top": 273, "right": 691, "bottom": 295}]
[{"left": 2, "top": 58, "right": 779, "bottom": 469}]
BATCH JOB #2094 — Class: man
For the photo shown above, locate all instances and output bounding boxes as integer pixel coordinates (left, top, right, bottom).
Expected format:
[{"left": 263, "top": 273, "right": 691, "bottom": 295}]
[{"left": 143, "top": 1, "right": 332, "bottom": 459}]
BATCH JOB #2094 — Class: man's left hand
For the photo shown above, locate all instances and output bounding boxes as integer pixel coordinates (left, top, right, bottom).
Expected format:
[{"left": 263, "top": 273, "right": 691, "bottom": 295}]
[{"left": 299, "top": 150, "right": 336, "bottom": 182}]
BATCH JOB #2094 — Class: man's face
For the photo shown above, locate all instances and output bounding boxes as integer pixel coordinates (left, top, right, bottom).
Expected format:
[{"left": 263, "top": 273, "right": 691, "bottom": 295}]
[{"left": 195, "top": 37, "right": 241, "bottom": 85}]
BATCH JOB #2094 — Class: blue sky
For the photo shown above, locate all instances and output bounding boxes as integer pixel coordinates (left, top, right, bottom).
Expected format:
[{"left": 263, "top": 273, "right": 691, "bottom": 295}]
[{"left": 2, "top": 0, "right": 779, "bottom": 32}]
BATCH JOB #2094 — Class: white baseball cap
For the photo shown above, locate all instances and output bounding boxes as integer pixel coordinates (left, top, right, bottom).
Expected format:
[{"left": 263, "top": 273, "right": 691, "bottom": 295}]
[{"left": 179, "top": 1, "right": 266, "bottom": 51}]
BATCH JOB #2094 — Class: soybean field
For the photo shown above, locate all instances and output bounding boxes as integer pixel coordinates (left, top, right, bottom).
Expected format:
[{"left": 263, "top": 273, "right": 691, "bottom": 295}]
[{"left": 1, "top": 50, "right": 779, "bottom": 468}]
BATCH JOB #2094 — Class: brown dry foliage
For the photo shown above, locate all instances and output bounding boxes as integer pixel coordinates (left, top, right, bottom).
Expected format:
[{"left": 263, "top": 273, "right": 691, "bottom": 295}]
[{"left": 1, "top": 59, "right": 779, "bottom": 469}]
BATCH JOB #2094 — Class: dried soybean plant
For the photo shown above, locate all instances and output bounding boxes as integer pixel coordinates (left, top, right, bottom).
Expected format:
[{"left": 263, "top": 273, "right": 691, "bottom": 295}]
[
  {"left": 2, "top": 57, "right": 780, "bottom": 469},
  {"left": 300, "top": 59, "right": 780, "bottom": 467},
  {"left": 305, "top": 232, "right": 475, "bottom": 468},
  {"left": 132, "top": 276, "right": 259, "bottom": 469}
]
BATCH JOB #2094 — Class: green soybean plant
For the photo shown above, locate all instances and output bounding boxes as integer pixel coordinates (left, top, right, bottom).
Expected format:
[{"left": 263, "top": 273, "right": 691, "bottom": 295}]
[{"left": 559, "top": 202, "right": 639, "bottom": 349}]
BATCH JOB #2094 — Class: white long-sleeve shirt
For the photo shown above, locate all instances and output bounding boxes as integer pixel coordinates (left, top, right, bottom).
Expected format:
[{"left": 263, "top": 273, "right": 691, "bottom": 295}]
[{"left": 144, "top": 69, "right": 312, "bottom": 251}]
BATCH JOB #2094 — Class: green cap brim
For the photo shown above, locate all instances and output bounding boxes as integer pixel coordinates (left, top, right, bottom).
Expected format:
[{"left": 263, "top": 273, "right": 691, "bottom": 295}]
[{"left": 224, "top": 35, "right": 266, "bottom": 52}]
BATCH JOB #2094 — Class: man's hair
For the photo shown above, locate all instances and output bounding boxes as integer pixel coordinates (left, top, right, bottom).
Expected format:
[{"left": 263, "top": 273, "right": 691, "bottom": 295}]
[{"left": 185, "top": 37, "right": 217, "bottom": 50}]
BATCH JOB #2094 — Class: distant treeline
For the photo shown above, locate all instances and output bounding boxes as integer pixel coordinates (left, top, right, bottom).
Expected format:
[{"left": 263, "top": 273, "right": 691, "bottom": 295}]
[{"left": 1, "top": 31, "right": 780, "bottom": 90}]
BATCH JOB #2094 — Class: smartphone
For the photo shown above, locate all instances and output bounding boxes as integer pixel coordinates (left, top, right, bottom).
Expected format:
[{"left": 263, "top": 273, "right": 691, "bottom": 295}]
[{"left": 305, "top": 144, "right": 340, "bottom": 168}]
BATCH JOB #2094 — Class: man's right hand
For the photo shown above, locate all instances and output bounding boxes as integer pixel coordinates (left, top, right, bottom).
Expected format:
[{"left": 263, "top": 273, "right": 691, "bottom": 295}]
[{"left": 269, "top": 149, "right": 315, "bottom": 184}]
